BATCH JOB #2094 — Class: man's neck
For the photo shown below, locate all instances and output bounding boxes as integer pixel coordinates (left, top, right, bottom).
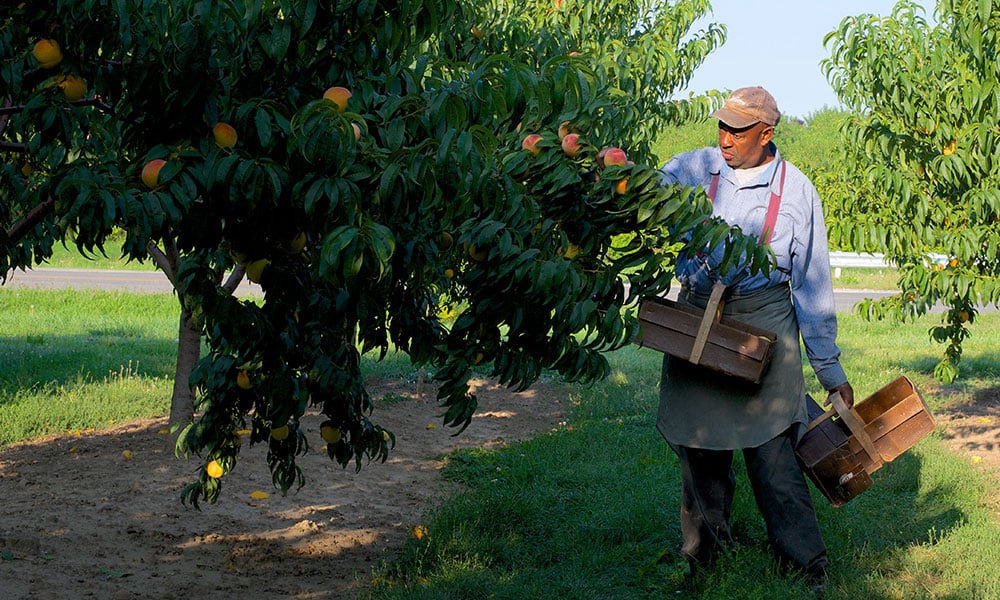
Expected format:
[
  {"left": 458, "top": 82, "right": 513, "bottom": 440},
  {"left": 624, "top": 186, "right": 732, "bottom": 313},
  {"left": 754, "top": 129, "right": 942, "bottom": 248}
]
[{"left": 734, "top": 160, "right": 773, "bottom": 186}]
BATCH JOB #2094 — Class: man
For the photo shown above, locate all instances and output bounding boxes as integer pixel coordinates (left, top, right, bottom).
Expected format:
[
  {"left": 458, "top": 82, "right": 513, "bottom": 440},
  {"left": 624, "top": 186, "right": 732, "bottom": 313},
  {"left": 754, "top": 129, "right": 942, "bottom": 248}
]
[{"left": 656, "top": 86, "right": 854, "bottom": 596}]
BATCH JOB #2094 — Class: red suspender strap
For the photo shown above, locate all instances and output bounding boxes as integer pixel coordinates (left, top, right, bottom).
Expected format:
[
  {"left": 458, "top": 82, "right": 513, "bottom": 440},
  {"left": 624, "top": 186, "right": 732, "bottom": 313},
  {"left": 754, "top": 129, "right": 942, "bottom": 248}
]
[
  {"left": 698, "top": 174, "right": 721, "bottom": 259},
  {"left": 760, "top": 160, "right": 785, "bottom": 244},
  {"left": 704, "top": 159, "right": 784, "bottom": 244},
  {"left": 707, "top": 173, "right": 720, "bottom": 202}
]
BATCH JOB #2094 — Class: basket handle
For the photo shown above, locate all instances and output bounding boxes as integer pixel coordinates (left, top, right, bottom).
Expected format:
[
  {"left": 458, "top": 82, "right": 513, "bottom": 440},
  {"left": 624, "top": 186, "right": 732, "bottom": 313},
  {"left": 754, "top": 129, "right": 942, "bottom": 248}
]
[
  {"left": 689, "top": 281, "right": 726, "bottom": 365},
  {"left": 829, "top": 391, "right": 884, "bottom": 468}
]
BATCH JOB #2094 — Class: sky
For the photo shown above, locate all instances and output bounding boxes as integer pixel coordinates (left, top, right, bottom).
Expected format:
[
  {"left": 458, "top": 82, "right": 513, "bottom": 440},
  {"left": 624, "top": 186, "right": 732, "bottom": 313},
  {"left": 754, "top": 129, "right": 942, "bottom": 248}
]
[{"left": 680, "top": 0, "right": 937, "bottom": 119}]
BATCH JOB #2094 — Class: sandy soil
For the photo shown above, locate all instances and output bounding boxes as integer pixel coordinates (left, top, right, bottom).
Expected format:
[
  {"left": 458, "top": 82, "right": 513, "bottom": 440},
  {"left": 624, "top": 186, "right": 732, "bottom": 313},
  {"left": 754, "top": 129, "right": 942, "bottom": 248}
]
[
  {"left": 0, "top": 377, "right": 996, "bottom": 600},
  {"left": 929, "top": 384, "right": 1000, "bottom": 483},
  {"left": 0, "top": 377, "right": 568, "bottom": 600}
]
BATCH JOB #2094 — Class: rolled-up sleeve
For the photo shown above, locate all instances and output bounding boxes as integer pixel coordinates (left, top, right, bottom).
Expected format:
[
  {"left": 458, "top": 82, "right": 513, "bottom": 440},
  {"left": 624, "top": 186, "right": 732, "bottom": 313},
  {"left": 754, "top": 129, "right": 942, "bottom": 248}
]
[{"left": 659, "top": 148, "right": 720, "bottom": 188}]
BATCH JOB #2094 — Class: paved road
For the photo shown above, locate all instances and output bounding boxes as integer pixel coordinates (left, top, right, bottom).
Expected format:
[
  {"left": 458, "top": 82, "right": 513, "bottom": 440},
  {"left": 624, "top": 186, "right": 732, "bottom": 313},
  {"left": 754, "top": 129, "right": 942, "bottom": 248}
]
[
  {"left": 4, "top": 267, "right": 262, "bottom": 297},
  {"left": 5, "top": 267, "right": 900, "bottom": 313}
]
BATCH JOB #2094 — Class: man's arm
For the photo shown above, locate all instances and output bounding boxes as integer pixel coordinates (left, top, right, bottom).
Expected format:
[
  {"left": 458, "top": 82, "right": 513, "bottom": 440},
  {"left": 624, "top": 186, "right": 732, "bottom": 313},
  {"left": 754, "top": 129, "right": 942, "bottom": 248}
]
[
  {"left": 788, "top": 173, "right": 851, "bottom": 400},
  {"left": 658, "top": 147, "right": 722, "bottom": 188}
]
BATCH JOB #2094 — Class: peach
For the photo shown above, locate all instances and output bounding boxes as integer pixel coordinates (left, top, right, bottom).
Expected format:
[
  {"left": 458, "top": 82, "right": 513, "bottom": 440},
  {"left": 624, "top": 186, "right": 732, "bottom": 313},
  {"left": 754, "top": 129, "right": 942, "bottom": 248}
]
[
  {"left": 603, "top": 147, "right": 627, "bottom": 166},
  {"left": 561, "top": 133, "right": 581, "bottom": 157},
  {"left": 212, "top": 122, "right": 238, "bottom": 148},
  {"left": 521, "top": 133, "right": 543, "bottom": 156},
  {"left": 141, "top": 159, "right": 166, "bottom": 189},
  {"left": 32, "top": 39, "right": 63, "bottom": 69},
  {"left": 323, "top": 86, "right": 352, "bottom": 112}
]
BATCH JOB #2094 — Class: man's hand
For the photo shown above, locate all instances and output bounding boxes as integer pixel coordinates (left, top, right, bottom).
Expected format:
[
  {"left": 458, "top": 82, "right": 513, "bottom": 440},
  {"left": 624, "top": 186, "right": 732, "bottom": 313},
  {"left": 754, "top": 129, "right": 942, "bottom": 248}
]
[{"left": 826, "top": 382, "right": 855, "bottom": 408}]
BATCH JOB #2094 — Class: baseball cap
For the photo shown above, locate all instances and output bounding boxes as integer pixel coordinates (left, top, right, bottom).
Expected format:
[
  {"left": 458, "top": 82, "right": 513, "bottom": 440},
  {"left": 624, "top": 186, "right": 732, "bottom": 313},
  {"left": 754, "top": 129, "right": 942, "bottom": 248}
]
[{"left": 710, "top": 86, "right": 780, "bottom": 128}]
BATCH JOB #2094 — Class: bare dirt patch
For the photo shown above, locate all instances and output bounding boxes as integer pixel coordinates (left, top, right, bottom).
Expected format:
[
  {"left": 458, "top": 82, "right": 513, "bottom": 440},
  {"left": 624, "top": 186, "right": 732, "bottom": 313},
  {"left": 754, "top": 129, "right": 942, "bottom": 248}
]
[
  {"left": 932, "top": 385, "right": 1000, "bottom": 489},
  {"left": 0, "top": 378, "right": 568, "bottom": 600},
  {"left": 1, "top": 377, "right": 998, "bottom": 600}
]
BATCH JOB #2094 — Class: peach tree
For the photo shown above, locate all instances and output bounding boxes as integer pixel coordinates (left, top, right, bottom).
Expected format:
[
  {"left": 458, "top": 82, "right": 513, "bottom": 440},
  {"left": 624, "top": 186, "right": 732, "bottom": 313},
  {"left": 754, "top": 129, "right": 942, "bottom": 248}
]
[
  {"left": 823, "top": 0, "right": 1000, "bottom": 382},
  {"left": 1, "top": 0, "right": 768, "bottom": 505}
]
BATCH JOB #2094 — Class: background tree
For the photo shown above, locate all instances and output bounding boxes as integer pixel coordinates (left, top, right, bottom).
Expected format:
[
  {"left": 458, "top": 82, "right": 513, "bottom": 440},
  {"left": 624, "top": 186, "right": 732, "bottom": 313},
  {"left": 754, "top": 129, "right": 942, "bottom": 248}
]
[
  {"left": 1, "top": 0, "right": 769, "bottom": 505},
  {"left": 774, "top": 108, "right": 854, "bottom": 235},
  {"left": 823, "top": 0, "right": 1000, "bottom": 382}
]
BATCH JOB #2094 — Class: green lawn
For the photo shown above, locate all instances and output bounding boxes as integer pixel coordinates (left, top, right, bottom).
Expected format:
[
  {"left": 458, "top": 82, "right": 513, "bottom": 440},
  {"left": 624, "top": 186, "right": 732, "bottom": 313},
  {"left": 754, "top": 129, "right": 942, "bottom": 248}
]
[
  {"left": 829, "top": 267, "right": 898, "bottom": 290},
  {"left": 37, "top": 232, "right": 156, "bottom": 271},
  {"left": 0, "top": 288, "right": 177, "bottom": 443}
]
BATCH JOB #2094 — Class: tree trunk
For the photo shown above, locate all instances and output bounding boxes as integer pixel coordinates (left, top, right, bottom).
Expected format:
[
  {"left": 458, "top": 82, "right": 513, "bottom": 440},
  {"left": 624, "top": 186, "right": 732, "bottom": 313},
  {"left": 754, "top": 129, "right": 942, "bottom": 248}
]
[
  {"left": 147, "top": 239, "right": 246, "bottom": 444},
  {"left": 169, "top": 307, "right": 201, "bottom": 431},
  {"left": 147, "top": 239, "right": 196, "bottom": 442}
]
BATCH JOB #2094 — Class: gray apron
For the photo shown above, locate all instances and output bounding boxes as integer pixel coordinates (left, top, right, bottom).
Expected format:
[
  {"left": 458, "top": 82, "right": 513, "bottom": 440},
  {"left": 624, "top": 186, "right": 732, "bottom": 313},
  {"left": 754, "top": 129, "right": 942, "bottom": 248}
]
[{"left": 656, "top": 283, "right": 807, "bottom": 449}]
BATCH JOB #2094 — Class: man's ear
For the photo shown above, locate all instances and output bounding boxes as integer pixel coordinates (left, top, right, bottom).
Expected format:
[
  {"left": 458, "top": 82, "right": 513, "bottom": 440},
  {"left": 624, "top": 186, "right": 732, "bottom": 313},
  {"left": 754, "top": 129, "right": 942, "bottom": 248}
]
[{"left": 759, "top": 126, "right": 774, "bottom": 146}]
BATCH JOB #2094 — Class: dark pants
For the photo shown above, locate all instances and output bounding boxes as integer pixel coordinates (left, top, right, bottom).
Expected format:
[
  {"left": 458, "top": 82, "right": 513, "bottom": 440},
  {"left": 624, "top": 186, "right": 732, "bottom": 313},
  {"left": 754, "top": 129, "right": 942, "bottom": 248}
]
[{"left": 669, "top": 427, "right": 828, "bottom": 578}]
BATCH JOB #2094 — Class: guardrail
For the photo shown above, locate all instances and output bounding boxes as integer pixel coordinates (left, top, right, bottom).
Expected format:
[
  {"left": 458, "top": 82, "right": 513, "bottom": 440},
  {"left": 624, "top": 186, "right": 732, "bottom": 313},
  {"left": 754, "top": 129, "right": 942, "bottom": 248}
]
[
  {"left": 828, "top": 252, "right": 949, "bottom": 269},
  {"left": 829, "top": 252, "right": 888, "bottom": 268}
]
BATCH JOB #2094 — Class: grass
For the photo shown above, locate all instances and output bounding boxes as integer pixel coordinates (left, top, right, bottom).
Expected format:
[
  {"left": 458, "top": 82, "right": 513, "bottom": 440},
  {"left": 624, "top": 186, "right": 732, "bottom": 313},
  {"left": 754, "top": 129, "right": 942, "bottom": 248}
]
[
  {"left": 35, "top": 231, "right": 155, "bottom": 271},
  {"left": 367, "top": 311, "right": 1000, "bottom": 600},
  {"left": 829, "top": 267, "right": 898, "bottom": 290},
  {"left": 0, "top": 288, "right": 178, "bottom": 443},
  {"left": 0, "top": 286, "right": 426, "bottom": 445},
  {"left": 2, "top": 287, "right": 998, "bottom": 599}
]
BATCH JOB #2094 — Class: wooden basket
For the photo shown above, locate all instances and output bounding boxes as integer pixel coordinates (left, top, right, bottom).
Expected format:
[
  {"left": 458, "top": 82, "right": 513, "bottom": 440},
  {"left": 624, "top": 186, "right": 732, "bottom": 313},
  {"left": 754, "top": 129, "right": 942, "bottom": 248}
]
[
  {"left": 796, "top": 376, "right": 936, "bottom": 506},
  {"left": 634, "top": 283, "right": 777, "bottom": 384}
]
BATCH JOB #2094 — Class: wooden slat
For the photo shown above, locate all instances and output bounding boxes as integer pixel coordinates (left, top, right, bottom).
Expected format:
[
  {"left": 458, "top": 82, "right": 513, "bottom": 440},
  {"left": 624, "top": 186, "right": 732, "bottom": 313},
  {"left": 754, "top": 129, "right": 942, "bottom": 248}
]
[
  {"left": 854, "top": 377, "right": 921, "bottom": 421},
  {"left": 873, "top": 413, "right": 936, "bottom": 462},
  {"left": 635, "top": 296, "right": 777, "bottom": 383},
  {"left": 842, "top": 438, "right": 879, "bottom": 473},
  {"left": 831, "top": 392, "right": 884, "bottom": 470},
  {"left": 864, "top": 395, "right": 926, "bottom": 442},
  {"left": 639, "top": 298, "right": 776, "bottom": 354},
  {"left": 689, "top": 282, "right": 726, "bottom": 365},
  {"left": 797, "top": 417, "right": 849, "bottom": 465},
  {"left": 634, "top": 318, "right": 772, "bottom": 382},
  {"left": 638, "top": 298, "right": 775, "bottom": 360}
]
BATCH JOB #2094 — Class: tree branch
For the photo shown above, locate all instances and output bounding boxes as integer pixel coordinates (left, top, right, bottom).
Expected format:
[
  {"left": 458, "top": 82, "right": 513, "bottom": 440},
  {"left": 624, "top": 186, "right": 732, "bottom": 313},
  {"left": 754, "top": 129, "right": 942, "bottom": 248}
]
[
  {"left": 1, "top": 141, "right": 27, "bottom": 152},
  {"left": 0, "top": 97, "right": 115, "bottom": 117},
  {"left": 146, "top": 241, "right": 177, "bottom": 289},
  {"left": 222, "top": 265, "right": 246, "bottom": 293},
  {"left": 4, "top": 197, "right": 55, "bottom": 245}
]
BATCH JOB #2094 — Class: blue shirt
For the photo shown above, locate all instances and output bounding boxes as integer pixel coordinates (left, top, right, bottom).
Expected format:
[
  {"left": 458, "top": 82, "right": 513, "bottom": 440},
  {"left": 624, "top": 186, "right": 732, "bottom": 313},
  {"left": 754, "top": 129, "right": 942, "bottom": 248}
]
[{"left": 659, "top": 146, "right": 847, "bottom": 390}]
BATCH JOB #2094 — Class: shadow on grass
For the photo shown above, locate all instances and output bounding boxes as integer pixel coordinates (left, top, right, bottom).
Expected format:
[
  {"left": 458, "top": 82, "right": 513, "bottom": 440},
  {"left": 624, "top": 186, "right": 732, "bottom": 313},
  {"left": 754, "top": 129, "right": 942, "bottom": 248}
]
[
  {"left": 818, "top": 449, "right": 980, "bottom": 599},
  {"left": 0, "top": 332, "right": 178, "bottom": 387},
  {"left": 373, "top": 417, "right": 991, "bottom": 599}
]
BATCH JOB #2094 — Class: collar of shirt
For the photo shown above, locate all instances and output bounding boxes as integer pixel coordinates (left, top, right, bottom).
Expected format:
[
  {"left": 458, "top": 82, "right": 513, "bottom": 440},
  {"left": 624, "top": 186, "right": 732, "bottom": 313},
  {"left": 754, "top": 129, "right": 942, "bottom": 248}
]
[
  {"left": 734, "top": 161, "right": 771, "bottom": 186},
  {"left": 718, "top": 142, "right": 781, "bottom": 190}
]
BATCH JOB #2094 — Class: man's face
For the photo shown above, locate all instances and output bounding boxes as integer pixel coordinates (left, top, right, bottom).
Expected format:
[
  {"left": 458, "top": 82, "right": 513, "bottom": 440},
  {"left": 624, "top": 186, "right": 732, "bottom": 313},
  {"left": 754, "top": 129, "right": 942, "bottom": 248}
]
[{"left": 717, "top": 121, "right": 774, "bottom": 169}]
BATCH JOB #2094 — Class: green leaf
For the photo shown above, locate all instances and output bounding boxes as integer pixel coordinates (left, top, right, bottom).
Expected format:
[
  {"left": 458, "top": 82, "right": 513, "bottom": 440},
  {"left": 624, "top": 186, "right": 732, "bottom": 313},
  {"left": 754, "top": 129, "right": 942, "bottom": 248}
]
[
  {"left": 379, "top": 161, "right": 403, "bottom": 202},
  {"left": 255, "top": 109, "right": 272, "bottom": 148},
  {"left": 262, "top": 22, "right": 291, "bottom": 62}
]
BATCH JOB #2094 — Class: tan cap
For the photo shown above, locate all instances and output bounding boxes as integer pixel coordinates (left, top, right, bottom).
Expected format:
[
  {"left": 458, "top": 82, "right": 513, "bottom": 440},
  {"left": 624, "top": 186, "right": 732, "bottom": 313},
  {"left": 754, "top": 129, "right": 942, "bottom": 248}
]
[{"left": 710, "top": 86, "right": 780, "bottom": 128}]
